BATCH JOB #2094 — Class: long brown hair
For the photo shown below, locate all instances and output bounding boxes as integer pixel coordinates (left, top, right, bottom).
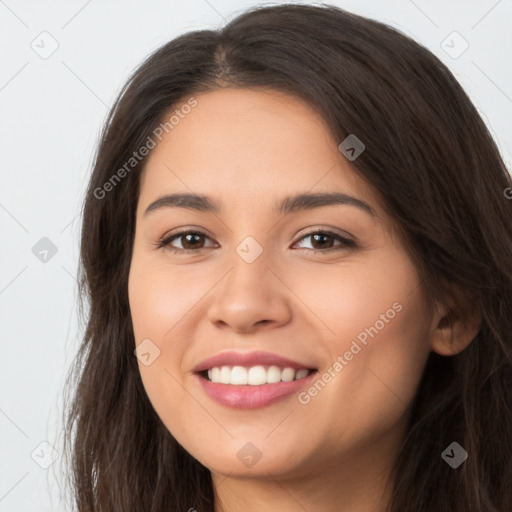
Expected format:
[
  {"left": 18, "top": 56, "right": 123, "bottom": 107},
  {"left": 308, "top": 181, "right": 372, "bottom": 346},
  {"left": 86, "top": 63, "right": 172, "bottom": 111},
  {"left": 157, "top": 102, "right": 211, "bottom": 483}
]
[{"left": 62, "top": 4, "right": 512, "bottom": 511}]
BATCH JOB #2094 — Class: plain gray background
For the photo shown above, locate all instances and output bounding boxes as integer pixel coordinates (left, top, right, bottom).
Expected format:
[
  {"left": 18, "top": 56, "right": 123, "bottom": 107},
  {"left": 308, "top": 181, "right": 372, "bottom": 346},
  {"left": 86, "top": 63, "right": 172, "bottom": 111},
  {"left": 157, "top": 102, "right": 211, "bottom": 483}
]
[{"left": 1, "top": 0, "right": 511, "bottom": 510}]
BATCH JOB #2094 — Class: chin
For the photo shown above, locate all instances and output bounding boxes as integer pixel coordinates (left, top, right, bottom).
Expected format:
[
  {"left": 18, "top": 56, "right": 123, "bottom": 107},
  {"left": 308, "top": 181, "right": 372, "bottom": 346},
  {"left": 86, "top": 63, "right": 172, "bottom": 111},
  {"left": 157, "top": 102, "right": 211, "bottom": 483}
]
[{"left": 189, "top": 442, "right": 310, "bottom": 479}]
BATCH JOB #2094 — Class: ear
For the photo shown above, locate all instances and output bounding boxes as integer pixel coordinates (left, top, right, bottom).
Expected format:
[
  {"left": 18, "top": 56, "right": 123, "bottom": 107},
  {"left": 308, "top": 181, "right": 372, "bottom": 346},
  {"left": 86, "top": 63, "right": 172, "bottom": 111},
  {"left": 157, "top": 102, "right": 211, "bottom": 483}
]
[{"left": 429, "top": 294, "right": 481, "bottom": 356}]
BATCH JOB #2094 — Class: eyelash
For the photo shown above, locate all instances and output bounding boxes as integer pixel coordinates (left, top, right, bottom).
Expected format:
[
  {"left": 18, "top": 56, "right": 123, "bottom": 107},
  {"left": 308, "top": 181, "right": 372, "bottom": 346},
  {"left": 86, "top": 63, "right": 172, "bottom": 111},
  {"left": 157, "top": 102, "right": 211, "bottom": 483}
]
[{"left": 155, "top": 228, "right": 357, "bottom": 254}]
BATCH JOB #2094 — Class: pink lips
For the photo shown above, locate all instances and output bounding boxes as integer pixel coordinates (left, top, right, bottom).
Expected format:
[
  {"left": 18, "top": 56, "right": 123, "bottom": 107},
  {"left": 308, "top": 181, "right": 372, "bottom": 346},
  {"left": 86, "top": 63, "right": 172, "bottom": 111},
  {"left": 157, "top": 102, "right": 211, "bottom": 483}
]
[{"left": 193, "top": 350, "right": 317, "bottom": 409}]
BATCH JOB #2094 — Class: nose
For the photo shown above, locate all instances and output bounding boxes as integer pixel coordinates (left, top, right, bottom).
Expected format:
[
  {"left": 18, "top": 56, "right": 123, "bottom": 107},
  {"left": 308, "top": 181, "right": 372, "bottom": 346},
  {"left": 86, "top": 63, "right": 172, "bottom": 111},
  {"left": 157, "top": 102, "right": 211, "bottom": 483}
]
[{"left": 206, "top": 246, "right": 292, "bottom": 334}]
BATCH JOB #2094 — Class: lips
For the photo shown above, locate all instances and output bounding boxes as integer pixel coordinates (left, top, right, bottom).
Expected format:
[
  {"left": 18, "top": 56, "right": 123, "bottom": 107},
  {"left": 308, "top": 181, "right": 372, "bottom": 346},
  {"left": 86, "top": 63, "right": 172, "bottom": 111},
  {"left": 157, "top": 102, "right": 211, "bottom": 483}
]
[{"left": 192, "top": 350, "right": 318, "bottom": 408}]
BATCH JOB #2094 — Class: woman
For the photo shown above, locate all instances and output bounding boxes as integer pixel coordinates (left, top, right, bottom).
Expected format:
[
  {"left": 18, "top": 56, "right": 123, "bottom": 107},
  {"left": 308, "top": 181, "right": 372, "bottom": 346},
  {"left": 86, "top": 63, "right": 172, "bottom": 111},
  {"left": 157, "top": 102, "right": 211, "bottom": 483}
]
[{"left": 62, "top": 3, "right": 512, "bottom": 511}]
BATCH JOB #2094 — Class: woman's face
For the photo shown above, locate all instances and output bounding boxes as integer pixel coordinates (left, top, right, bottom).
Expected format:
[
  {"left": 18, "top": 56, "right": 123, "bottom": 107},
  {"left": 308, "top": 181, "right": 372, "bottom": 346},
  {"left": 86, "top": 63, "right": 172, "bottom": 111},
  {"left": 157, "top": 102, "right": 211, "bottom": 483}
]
[{"left": 128, "top": 88, "right": 439, "bottom": 481}]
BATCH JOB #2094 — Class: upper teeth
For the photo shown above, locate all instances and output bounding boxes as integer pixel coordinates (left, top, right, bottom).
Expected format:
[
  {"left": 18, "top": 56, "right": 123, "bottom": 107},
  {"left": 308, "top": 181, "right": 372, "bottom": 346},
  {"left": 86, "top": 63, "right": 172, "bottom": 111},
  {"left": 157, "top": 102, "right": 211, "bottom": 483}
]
[{"left": 206, "top": 365, "right": 310, "bottom": 385}]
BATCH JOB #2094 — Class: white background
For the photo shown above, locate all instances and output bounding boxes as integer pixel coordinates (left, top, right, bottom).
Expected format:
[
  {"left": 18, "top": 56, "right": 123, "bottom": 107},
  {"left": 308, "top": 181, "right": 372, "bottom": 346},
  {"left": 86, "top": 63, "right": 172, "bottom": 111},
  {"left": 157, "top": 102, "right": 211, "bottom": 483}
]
[{"left": 0, "top": 0, "right": 511, "bottom": 510}]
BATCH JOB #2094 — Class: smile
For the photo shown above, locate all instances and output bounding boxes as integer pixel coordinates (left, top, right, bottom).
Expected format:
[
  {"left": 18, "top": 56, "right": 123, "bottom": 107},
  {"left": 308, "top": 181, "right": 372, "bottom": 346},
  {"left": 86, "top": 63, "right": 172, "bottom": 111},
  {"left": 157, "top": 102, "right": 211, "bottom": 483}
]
[{"left": 193, "top": 350, "right": 318, "bottom": 408}]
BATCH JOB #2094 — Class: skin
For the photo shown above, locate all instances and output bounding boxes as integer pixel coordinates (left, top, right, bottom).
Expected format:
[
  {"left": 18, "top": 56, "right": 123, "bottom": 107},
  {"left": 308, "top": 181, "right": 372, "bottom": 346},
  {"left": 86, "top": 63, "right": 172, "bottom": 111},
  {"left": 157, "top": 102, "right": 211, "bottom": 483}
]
[{"left": 128, "top": 88, "right": 478, "bottom": 512}]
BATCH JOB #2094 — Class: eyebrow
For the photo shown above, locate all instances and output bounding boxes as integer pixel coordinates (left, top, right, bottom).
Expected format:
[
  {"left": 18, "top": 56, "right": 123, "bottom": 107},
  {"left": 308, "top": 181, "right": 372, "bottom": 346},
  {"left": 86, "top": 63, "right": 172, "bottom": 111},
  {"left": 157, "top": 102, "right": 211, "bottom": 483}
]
[{"left": 143, "top": 192, "right": 377, "bottom": 218}]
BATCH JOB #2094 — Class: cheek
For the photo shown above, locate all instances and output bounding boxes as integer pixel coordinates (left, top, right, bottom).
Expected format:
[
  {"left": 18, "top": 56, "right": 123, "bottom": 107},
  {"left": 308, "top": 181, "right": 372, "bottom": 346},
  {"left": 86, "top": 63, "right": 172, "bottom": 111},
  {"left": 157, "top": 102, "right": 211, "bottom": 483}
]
[
  {"left": 287, "top": 253, "right": 414, "bottom": 344},
  {"left": 295, "top": 257, "right": 432, "bottom": 437},
  {"left": 306, "top": 282, "right": 432, "bottom": 442},
  {"left": 128, "top": 256, "right": 206, "bottom": 427},
  {"left": 128, "top": 255, "right": 202, "bottom": 345}
]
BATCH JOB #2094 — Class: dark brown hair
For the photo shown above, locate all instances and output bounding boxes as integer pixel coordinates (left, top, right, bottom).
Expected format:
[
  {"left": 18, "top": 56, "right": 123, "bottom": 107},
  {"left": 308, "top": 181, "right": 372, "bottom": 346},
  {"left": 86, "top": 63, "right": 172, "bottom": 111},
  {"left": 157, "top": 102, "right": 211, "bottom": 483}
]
[{"left": 62, "top": 3, "right": 512, "bottom": 511}]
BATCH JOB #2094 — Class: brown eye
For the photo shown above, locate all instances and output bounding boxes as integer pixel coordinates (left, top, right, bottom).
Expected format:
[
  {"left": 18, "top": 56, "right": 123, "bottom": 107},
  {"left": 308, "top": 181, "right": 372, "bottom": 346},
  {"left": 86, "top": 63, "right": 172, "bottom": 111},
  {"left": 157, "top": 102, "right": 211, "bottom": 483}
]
[
  {"left": 159, "top": 231, "right": 215, "bottom": 252},
  {"left": 175, "top": 232, "right": 206, "bottom": 250},
  {"left": 293, "top": 230, "right": 356, "bottom": 252}
]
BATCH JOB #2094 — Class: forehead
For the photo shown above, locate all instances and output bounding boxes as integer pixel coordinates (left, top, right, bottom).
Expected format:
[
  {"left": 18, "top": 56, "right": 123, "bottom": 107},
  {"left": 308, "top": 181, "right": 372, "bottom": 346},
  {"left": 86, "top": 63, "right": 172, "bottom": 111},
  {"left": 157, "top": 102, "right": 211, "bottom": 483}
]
[{"left": 138, "top": 88, "right": 383, "bottom": 219}]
